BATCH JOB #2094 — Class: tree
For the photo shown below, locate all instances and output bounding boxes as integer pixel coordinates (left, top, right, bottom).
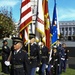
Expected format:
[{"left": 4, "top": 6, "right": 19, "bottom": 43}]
[{"left": 0, "top": 7, "right": 15, "bottom": 39}]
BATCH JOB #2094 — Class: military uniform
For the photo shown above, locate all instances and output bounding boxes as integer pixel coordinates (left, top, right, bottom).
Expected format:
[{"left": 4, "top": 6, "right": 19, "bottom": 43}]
[
  {"left": 10, "top": 48, "right": 29, "bottom": 75},
  {"left": 60, "top": 46, "right": 65, "bottom": 73},
  {"left": 39, "top": 45, "right": 49, "bottom": 75},
  {"left": 1, "top": 40, "right": 10, "bottom": 74},
  {"left": 10, "top": 37, "right": 30, "bottom": 75},
  {"left": 63, "top": 45, "right": 69, "bottom": 72},
  {"left": 56, "top": 43, "right": 62, "bottom": 75},
  {"left": 25, "top": 34, "right": 41, "bottom": 75},
  {"left": 50, "top": 46, "right": 60, "bottom": 75},
  {"left": 25, "top": 42, "right": 41, "bottom": 75}
]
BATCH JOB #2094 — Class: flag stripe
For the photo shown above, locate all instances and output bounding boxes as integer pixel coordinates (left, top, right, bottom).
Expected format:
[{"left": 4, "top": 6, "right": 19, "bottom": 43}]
[
  {"left": 21, "top": 2, "right": 31, "bottom": 13},
  {"left": 20, "top": 16, "right": 32, "bottom": 32},
  {"left": 21, "top": 8, "right": 31, "bottom": 19},
  {"left": 21, "top": 0, "right": 30, "bottom": 7},
  {"left": 19, "top": 0, "right": 32, "bottom": 43}
]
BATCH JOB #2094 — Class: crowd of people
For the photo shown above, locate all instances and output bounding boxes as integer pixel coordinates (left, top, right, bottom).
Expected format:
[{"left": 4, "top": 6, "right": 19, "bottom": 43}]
[{"left": 1, "top": 34, "right": 69, "bottom": 75}]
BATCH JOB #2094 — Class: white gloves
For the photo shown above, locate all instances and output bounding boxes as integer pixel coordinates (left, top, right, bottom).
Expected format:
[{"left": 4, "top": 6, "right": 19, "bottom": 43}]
[
  {"left": 4, "top": 61, "right": 10, "bottom": 66},
  {"left": 61, "top": 58, "right": 65, "bottom": 60},
  {"left": 36, "top": 67, "right": 39, "bottom": 72},
  {"left": 38, "top": 42, "right": 42, "bottom": 46},
  {"left": 51, "top": 65, "right": 53, "bottom": 68},
  {"left": 46, "top": 65, "right": 48, "bottom": 68}
]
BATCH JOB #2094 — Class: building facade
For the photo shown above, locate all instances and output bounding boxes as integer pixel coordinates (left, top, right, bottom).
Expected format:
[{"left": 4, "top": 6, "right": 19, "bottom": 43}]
[{"left": 59, "top": 21, "right": 75, "bottom": 41}]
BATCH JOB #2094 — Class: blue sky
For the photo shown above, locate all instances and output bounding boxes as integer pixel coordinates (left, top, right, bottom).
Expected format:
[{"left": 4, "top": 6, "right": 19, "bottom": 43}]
[{"left": 0, "top": 0, "right": 75, "bottom": 22}]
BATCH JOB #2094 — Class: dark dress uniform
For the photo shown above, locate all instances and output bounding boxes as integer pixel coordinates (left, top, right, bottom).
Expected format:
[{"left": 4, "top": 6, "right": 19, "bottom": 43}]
[
  {"left": 63, "top": 47, "right": 69, "bottom": 72},
  {"left": 50, "top": 48, "right": 59, "bottom": 75},
  {"left": 39, "top": 45, "right": 49, "bottom": 75},
  {"left": 10, "top": 37, "right": 30, "bottom": 75},
  {"left": 60, "top": 47, "right": 65, "bottom": 73},
  {"left": 1, "top": 40, "right": 10, "bottom": 74},
  {"left": 10, "top": 48, "right": 29, "bottom": 75},
  {"left": 25, "top": 34, "right": 41, "bottom": 75},
  {"left": 25, "top": 42, "right": 41, "bottom": 75},
  {"left": 57, "top": 44, "right": 62, "bottom": 75}
]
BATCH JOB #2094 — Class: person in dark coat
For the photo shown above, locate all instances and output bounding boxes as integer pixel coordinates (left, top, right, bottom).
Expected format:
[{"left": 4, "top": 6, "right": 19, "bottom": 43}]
[
  {"left": 56, "top": 39, "right": 62, "bottom": 74},
  {"left": 38, "top": 41, "right": 49, "bottom": 75},
  {"left": 25, "top": 34, "right": 41, "bottom": 75},
  {"left": 50, "top": 45, "right": 60, "bottom": 75},
  {"left": 5, "top": 37, "right": 30, "bottom": 75},
  {"left": 60, "top": 43, "right": 65, "bottom": 73},
  {"left": 1, "top": 40, "right": 10, "bottom": 74},
  {"left": 62, "top": 43, "right": 69, "bottom": 72}
]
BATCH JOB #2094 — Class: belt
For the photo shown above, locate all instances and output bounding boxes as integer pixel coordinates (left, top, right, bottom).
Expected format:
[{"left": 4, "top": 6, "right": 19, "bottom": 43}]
[
  {"left": 30, "top": 56, "right": 37, "bottom": 59},
  {"left": 14, "top": 65, "right": 23, "bottom": 68},
  {"left": 42, "top": 56, "right": 47, "bottom": 58}
]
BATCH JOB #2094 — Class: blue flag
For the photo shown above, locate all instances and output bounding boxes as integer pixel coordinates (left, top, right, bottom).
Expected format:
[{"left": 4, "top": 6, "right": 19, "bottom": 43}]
[{"left": 51, "top": 0, "right": 57, "bottom": 45}]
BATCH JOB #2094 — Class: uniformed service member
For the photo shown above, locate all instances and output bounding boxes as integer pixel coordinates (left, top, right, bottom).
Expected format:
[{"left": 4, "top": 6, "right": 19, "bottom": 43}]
[
  {"left": 56, "top": 39, "right": 62, "bottom": 74},
  {"left": 39, "top": 41, "right": 49, "bottom": 75},
  {"left": 50, "top": 45, "right": 60, "bottom": 75},
  {"left": 8, "top": 37, "right": 29, "bottom": 75},
  {"left": 60, "top": 43, "right": 65, "bottom": 73},
  {"left": 62, "top": 43, "right": 69, "bottom": 72},
  {"left": 25, "top": 34, "right": 41, "bottom": 75},
  {"left": 1, "top": 40, "right": 10, "bottom": 74}
]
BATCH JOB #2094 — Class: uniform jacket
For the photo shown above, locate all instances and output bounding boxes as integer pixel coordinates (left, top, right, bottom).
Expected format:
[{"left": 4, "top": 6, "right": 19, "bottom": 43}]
[
  {"left": 25, "top": 42, "right": 41, "bottom": 68},
  {"left": 10, "top": 48, "right": 29, "bottom": 75},
  {"left": 41, "top": 46, "right": 49, "bottom": 64}
]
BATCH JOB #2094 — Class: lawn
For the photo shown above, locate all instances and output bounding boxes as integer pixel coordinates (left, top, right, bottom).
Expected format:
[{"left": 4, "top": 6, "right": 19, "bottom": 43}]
[{"left": 61, "top": 68, "right": 75, "bottom": 75}]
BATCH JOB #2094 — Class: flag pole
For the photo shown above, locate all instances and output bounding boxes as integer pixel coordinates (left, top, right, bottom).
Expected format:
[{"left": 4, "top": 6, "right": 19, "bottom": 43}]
[{"left": 28, "top": 27, "right": 30, "bottom": 57}]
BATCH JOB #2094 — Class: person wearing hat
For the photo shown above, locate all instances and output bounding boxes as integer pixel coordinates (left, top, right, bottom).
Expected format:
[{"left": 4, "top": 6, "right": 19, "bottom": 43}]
[
  {"left": 1, "top": 40, "right": 10, "bottom": 74},
  {"left": 50, "top": 45, "right": 60, "bottom": 75},
  {"left": 5, "top": 37, "right": 30, "bottom": 75},
  {"left": 25, "top": 34, "right": 41, "bottom": 75},
  {"left": 38, "top": 41, "right": 49, "bottom": 75}
]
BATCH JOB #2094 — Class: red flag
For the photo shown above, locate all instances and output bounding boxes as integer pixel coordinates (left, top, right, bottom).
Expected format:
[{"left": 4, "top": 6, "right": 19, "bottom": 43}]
[
  {"left": 19, "top": 0, "right": 32, "bottom": 43},
  {"left": 43, "top": 0, "right": 50, "bottom": 50}
]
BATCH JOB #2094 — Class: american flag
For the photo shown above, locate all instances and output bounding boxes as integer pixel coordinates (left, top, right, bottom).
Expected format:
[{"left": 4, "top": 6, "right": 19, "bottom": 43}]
[{"left": 19, "top": 0, "right": 32, "bottom": 44}]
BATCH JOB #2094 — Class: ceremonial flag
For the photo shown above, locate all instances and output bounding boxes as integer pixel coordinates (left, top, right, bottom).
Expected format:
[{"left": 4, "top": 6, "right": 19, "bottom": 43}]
[
  {"left": 51, "top": 0, "right": 59, "bottom": 45},
  {"left": 43, "top": 0, "right": 50, "bottom": 50},
  {"left": 36, "top": 0, "right": 45, "bottom": 42},
  {"left": 19, "top": 0, "right": 32, "bottom": 43}
]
